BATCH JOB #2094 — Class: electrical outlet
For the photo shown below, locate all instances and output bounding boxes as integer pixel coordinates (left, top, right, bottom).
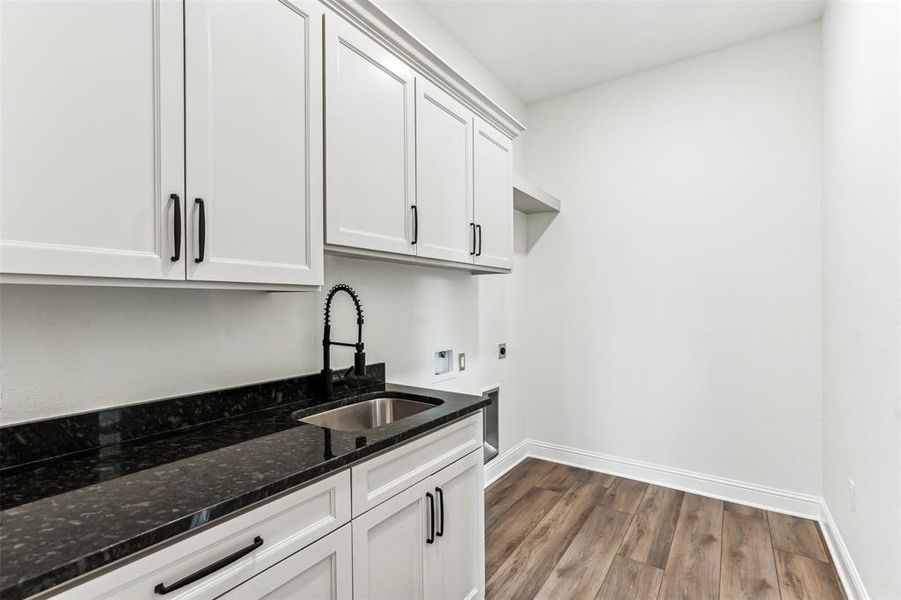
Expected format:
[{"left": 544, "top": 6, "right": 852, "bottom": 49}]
[
  {"left": 498, "top": 343, "right": 507, "bottom": 359},
  {"left": 848, "top": 479, "right": 856, "bottom": 513}
]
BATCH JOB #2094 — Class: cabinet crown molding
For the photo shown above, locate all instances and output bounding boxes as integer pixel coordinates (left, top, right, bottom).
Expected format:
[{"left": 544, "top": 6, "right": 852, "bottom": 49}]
[{"left": 321, "top": 0, "right": 526, "bottom": 140}]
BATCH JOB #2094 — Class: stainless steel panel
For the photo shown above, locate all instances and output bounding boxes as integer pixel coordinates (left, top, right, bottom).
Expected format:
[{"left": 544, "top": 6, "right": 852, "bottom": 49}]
[{"left": 483, "top": 388, "right": 499, "bottom": 463}]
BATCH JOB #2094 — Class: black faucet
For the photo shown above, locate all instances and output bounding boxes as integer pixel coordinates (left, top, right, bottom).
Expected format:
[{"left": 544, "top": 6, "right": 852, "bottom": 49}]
[{"left": 321, "top": 284, "right": 366, "bottom": 398}]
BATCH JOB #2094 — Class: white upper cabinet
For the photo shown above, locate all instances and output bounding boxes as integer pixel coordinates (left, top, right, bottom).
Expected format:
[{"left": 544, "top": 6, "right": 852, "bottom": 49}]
[
  {"left": 322, "top": 15, "right": 517, "bottom": 273},
  {"left": 0, "top": 0, "right": 185, "bottom": 280},
  {"left": 414, "top": 79, "right": 475, "bottom": 264},
  {"left": 324, "top": 14, "right": 416, "bottom": 256},
  {"left": 473, "top": 117, "right": 514, "bottom": 270},
  {"left": 2, "top": 0, "right": 521, "bottom": 285},
  {"left": 185, "top": 0, "right": 323, "bottom": 286}
]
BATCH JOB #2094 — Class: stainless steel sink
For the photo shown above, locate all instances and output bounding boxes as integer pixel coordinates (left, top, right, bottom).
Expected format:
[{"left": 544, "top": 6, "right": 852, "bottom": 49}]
[{"left": 298, "top": 397, "right": 435, "bottom": 432}]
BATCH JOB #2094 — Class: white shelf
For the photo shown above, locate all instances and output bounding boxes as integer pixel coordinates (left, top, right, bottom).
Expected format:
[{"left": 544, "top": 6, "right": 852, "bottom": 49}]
[{"left": 513, "top": 174, "right": 561, "bottom": 214}]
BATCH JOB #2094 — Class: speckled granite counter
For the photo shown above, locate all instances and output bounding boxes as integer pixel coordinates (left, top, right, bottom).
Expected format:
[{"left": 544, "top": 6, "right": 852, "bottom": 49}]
[{"left": 0, "top": 366, "right": 487, "bottom": 600}]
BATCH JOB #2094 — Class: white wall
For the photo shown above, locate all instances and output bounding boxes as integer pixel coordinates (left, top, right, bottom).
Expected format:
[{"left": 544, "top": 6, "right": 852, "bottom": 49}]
[
  {"left": 821, "top": 1, "right": 901, "bottom": 597},
  {"left": 520, "top": 24, "right": 824, "bottom": 495},
  {"left": 0, "top": 212, "right": 532, "bottom": 433}
]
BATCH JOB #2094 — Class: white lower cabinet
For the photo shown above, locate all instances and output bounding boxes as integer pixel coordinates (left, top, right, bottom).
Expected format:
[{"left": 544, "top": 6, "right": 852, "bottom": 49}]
[
  {"left": 352, "top": 476, "right": 430, "bottom": 599},
  {"left": 353, "top": 449, "right": 484, "bottom": 600},
  {"left": 350, "top": 412, "right": 483, "bottom": 516},
  {"left": 54, "top": 416, "right": 483, "bottom": 600},
  {"left": 424, "top": 451, "right": 485, "bottom": 600},
  {"left": 219, "top": 525, "right": 352, "bottom": 600},
  {"left": 55, "top": 472, "right": 351, "bottom": 600}
]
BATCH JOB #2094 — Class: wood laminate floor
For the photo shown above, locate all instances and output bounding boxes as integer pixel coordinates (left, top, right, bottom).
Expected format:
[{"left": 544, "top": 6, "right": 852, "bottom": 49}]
[{"left": 485, "top": 459, "right": 845, "bottom": 600}]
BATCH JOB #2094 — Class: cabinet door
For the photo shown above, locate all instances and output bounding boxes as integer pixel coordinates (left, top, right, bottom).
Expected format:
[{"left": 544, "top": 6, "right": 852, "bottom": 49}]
[
  {"left": 0, "top": 0, "right": 185, "bottom": 280},
  {"left": 352, "top": 477, "right": 432, "bottom": 600},
  {"left": 415, "top": 79, "right": 474, "bottom": 263},
  {"left": 185, "top": 0, "right": 323, "bottom": 286},
  {"left": 324, "top": 15, "right": 416, "bottom": 255},
  {"left": 219, "top": 525, "right": 351, "bottom": 600},
  {"left": 472, "top": 117, "right": 514, "bottom": 270},
  {"left": 425, "top": 450, "right": 485, "bottom": 600}
]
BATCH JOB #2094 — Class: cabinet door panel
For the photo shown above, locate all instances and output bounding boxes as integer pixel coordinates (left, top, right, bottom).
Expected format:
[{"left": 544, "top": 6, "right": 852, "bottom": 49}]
[
  {"left": 352, "top": 479, "right": 429, "bottom": 600},
  {"left": 415, "top": 79, "right": 474, "bottom": 263},
  {"left": 324, "top": 15, "right": 415, "bottom": 255},
  {"left": 473, "top": 117, "right": 513, "bottom": 270},
  {"left": 426, "top": 450, "right": 485, "bottom": 600},
  {"left": 185, "top": 0, "right": 323, "bottom": 286},
  {"left": 219, "top": 525, "right": 351, "bottom": 600},
  {"left": 0, "top": 0, "right": 184, "bottom": 279}
]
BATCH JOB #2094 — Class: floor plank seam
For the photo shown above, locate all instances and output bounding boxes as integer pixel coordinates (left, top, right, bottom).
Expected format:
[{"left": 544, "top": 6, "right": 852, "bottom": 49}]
[
  {"left": 718, "top": 499, "right": 726, "bottom": 600},
  {"left": 766, "top": 511, "right": 786, "bottom": 600},
  {"left": 608, "top": 519, "right": 637, "bottom": 598},
  {"left": 613, "top": 485, "right": 643, "bottom": 560},
  {"left": 654, "top": 553, "right": 665, "bottom": 600},
  {"left": 653, "top": 491, "right": 683, "bottom": 578}
]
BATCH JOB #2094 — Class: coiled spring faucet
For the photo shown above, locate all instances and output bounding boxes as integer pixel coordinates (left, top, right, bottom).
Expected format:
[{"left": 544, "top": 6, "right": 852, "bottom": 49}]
[{"left": 321, "top": 284, "right": 366, "bottom": 398}]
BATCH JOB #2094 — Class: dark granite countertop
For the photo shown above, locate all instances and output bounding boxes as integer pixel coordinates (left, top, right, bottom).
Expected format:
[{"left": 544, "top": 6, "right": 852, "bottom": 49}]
[{"left": 0, "top": 368, "right": 487, "bottom": 600}]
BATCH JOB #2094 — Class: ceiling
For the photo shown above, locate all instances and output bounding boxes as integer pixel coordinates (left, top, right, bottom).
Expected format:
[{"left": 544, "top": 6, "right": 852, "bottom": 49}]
[{"left": 411, "top": 0, "right": 825, "bottom": 104}]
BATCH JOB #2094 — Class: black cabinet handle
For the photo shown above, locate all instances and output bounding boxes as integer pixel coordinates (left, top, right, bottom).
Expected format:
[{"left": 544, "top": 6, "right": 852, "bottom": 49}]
[
  {"left": 154, "top": 536, "right": 263, "bottom": 595},
  {"left": 470, "top": 223, "right": 476, "bottom": 255},
  {"left": 435, "top": 487, "right": 444, "bottom": 537},
  {"left": 194, "top": 198, "right": 205, "bottom": 263},
  {"left": 425, "top": 492, "right": 435, "bottom": 544},
  {"left": 411, "top": 205, "right": 418, "bottom": 245},
  {"left": 170, "top": 193, "right": 181, "bottom": 262},
  {"left": 476, "top": 224, "right": 482, "bottom": 257}
]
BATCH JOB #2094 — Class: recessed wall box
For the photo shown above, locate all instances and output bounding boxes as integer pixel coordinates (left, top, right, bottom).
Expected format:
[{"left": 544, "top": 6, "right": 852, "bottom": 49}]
[{"left": 433, "top": 349, "right": 454, "bottom": 382}]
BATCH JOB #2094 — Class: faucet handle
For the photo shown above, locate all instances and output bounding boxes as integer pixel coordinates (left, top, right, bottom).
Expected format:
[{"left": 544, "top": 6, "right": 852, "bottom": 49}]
[{"left": 354, "top": 350, "right": 367, "bottom": 377}]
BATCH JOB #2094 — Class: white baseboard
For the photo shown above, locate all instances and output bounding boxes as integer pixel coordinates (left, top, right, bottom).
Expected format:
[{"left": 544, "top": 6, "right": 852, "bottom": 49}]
[
  {"left": 483, "top": 438, "right": 863, "bottom": 599},
  {"left": 819, "top": 502, "right": 869, "bottom": 600},
  {"left": 487, "top": 439, "right": 821, "bottom": 518},
  {"left": 528, "top": 439, "right": 823, "bottom": 519},
  {"left": 484, "top": 439, "right": 529, "bottom": 486}
]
